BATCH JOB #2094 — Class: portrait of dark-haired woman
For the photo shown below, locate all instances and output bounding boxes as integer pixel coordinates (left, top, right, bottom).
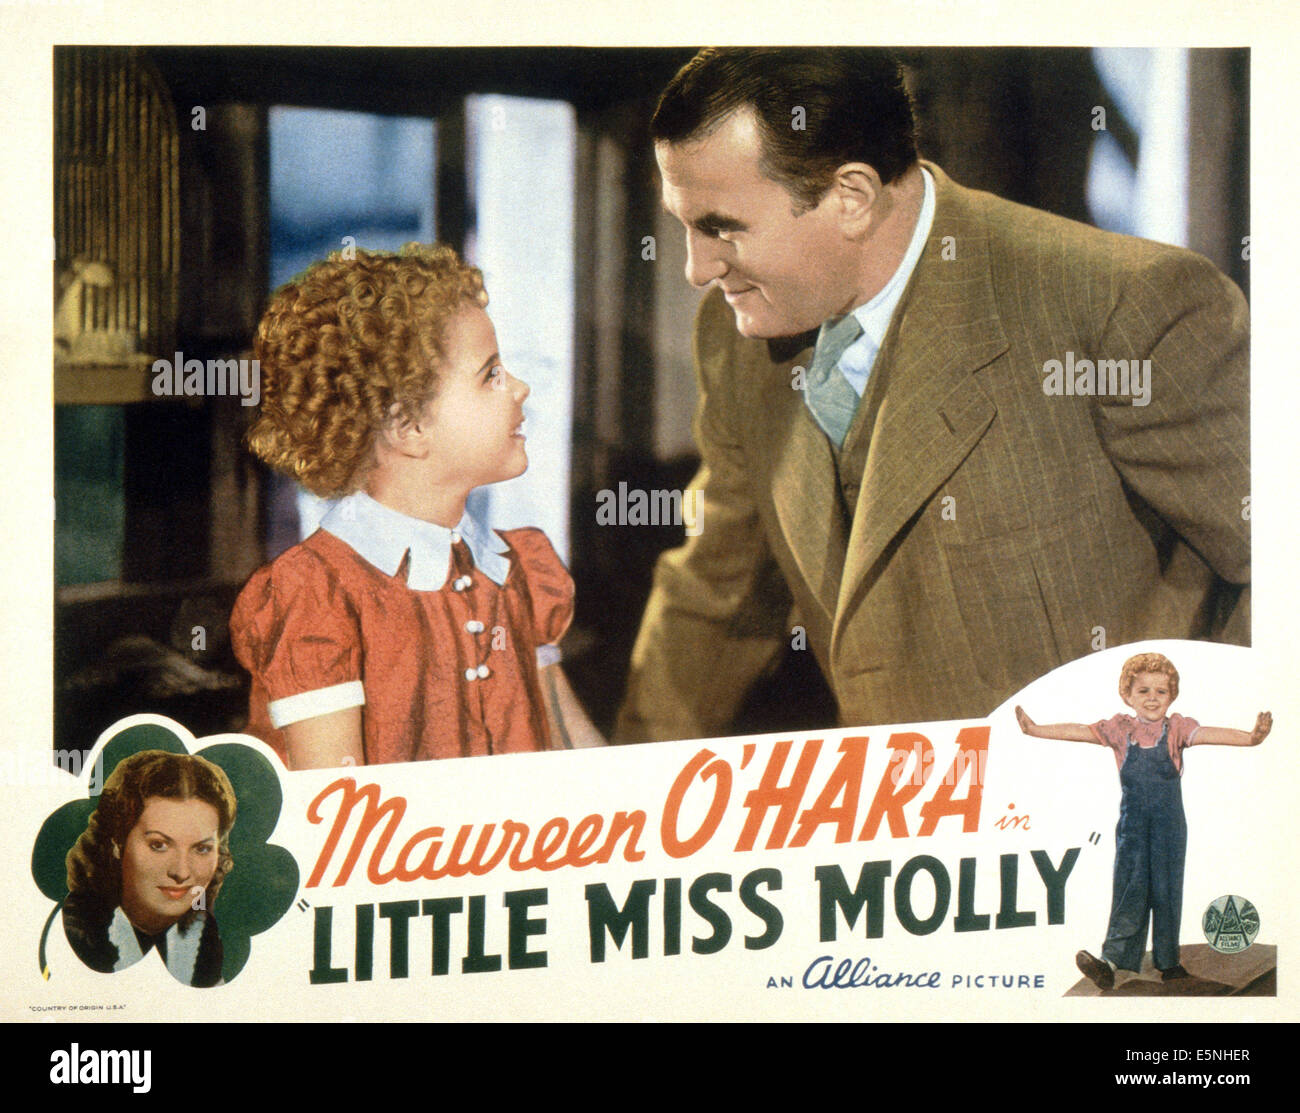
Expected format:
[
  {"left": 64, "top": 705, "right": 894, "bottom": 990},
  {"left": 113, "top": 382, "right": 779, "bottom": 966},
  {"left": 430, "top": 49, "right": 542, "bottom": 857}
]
[{"left": 62, "top": 750, "right": 236, "bottom": 987}]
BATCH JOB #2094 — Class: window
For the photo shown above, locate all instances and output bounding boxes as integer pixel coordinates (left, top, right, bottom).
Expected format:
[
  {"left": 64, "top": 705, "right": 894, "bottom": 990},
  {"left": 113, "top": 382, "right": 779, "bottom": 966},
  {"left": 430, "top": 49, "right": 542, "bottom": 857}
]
[
  {"left": 267, "top": 106, "right": 437, "bottom": 551},
  {"left": 265, "top": 98, "right": 576, "bottom": 559}
]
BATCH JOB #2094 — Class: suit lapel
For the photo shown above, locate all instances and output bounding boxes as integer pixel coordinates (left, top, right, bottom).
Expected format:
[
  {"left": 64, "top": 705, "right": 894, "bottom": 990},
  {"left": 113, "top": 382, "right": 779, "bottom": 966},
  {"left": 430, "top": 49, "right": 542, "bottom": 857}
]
[
  {"left": 748, "top": 332, "right": 847, "bottom": 625},
  {"left": 833, "top": 165, "right": 1007, "bottom": 641}
]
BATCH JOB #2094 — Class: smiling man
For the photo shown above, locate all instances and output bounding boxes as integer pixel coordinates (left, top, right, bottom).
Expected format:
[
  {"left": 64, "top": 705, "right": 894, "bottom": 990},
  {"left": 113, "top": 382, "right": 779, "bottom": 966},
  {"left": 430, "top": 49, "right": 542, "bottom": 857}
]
[{"left": 615, "top": 48, "right": 1250, "bottom": 742}]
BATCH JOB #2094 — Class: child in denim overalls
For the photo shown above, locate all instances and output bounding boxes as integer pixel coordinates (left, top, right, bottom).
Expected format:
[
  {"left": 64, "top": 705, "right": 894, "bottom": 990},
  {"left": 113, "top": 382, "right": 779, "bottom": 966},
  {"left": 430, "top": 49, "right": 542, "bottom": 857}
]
[{"left": 1016, "top": 652, "right": 1271, "bottom": 988}]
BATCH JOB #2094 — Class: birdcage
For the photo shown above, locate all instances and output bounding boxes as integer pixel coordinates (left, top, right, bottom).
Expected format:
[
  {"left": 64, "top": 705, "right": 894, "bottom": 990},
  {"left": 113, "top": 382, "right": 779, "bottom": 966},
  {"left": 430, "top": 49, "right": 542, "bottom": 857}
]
[{"left": 54, "top": 47, "right": 179, "bottom": 402}]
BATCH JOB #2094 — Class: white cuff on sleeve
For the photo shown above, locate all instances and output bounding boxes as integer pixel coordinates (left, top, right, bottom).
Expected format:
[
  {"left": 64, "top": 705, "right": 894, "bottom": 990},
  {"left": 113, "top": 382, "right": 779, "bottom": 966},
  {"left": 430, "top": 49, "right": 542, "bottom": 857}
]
[
  {"left": 535, "top": 644, "right": 562, "bottom": 668},
  {"left": 268, "top": 680, "right": 366, "bottom": 728}
]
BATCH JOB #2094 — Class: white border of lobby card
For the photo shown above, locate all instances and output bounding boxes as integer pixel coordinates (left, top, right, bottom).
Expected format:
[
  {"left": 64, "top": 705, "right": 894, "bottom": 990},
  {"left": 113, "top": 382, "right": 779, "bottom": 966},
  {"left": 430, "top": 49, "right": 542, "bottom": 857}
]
[{"left": 0, "top": 0, "right": 1296, "bottom": 1024}]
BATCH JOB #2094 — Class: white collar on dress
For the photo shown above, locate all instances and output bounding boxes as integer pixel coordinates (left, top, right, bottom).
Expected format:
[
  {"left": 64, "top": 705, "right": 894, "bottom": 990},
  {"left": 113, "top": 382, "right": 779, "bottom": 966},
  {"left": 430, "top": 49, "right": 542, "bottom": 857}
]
[
  {"left": 320, "top": 490, "right": 511, "bottom": 590},
  {"left": 107, "top": 905, "right": 206, "bottom": 985}
]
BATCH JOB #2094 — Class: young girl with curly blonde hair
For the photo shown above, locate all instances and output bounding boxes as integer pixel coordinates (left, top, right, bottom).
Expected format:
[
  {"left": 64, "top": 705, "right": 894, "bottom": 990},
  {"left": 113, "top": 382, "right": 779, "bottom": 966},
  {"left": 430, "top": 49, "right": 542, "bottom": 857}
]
[
  {"left": 231, "top": 243, "right": 602, "bottom": 767},
  {"left": 1016, "top": 652, "right": 1270, "bottom": 988}
]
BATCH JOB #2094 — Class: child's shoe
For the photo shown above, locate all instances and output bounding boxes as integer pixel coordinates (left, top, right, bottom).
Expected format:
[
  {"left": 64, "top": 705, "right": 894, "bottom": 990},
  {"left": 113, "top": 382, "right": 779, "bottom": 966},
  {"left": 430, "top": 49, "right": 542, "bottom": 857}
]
[{"left": 1075, "top": 950, "right": 1115, "bottom": 990}]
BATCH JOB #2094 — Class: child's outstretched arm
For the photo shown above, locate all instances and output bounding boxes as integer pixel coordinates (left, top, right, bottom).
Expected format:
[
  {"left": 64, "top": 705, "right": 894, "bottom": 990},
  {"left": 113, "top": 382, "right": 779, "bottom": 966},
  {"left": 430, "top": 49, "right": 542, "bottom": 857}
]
[
  {"left": 1015, "top": 705, "right": 1099, "bottom": 744},
  {"left": 540, "top": 664, "right": 606, "bottom": 750},
  {"left": 282, "top": 707, "right": 365, "bottom": 770},
  {"left": 1189, "top": 711, "right": 1272, "bottom": 748}
]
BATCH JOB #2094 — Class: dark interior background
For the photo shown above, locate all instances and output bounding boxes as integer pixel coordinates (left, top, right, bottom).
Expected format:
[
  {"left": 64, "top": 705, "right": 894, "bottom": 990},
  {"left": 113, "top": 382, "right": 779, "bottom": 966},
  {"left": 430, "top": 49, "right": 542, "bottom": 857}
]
[{"left": 52, "top": 45, "right": 1249, "bottom": 759}]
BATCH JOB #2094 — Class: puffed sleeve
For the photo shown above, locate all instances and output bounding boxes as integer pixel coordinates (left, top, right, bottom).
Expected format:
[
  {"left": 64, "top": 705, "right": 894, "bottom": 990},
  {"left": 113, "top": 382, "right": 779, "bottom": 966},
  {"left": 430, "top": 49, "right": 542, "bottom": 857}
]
[
  {"left": 501, "top": 528, "right": 574, "bottom": 649},
  {"left": 229, "top": 546, "right": 365, "bottom": 727},
  {"left": 1167, "top": 712, "right": 1201, "bottom": 753},
  {"left": 1089, "top": 713, "right": 1131, "bottom": 766}
]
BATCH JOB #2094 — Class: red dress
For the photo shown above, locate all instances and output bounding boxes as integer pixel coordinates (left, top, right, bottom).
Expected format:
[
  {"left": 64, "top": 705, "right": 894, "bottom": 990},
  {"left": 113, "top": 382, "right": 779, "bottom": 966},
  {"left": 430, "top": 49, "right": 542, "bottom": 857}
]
[{"left": 230, "top": 526, "right": 573, "bottom": 764}]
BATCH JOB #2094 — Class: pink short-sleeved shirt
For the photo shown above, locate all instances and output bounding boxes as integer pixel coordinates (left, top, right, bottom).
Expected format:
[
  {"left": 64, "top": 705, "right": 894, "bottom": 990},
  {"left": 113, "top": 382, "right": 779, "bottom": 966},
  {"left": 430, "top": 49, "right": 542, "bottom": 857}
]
[{"left": 1088, "top": 712, "right": 1201, "bottom": 775}]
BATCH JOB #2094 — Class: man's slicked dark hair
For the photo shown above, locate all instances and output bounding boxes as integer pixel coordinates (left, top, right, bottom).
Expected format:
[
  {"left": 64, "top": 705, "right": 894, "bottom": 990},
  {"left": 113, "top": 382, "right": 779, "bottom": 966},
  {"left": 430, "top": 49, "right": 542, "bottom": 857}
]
[{"left": 652, "top": 47, "right": 919, "bottom": 211}]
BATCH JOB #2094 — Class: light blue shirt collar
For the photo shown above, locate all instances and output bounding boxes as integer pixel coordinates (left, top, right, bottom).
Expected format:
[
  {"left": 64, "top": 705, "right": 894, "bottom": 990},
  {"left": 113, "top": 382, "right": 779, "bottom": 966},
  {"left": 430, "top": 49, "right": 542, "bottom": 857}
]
[
  {"left": 320, "top": 490, "right": 511, "bottom": 590},
  {"left": 838, "top": 166, "right": 936, "bottom": 395}
]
